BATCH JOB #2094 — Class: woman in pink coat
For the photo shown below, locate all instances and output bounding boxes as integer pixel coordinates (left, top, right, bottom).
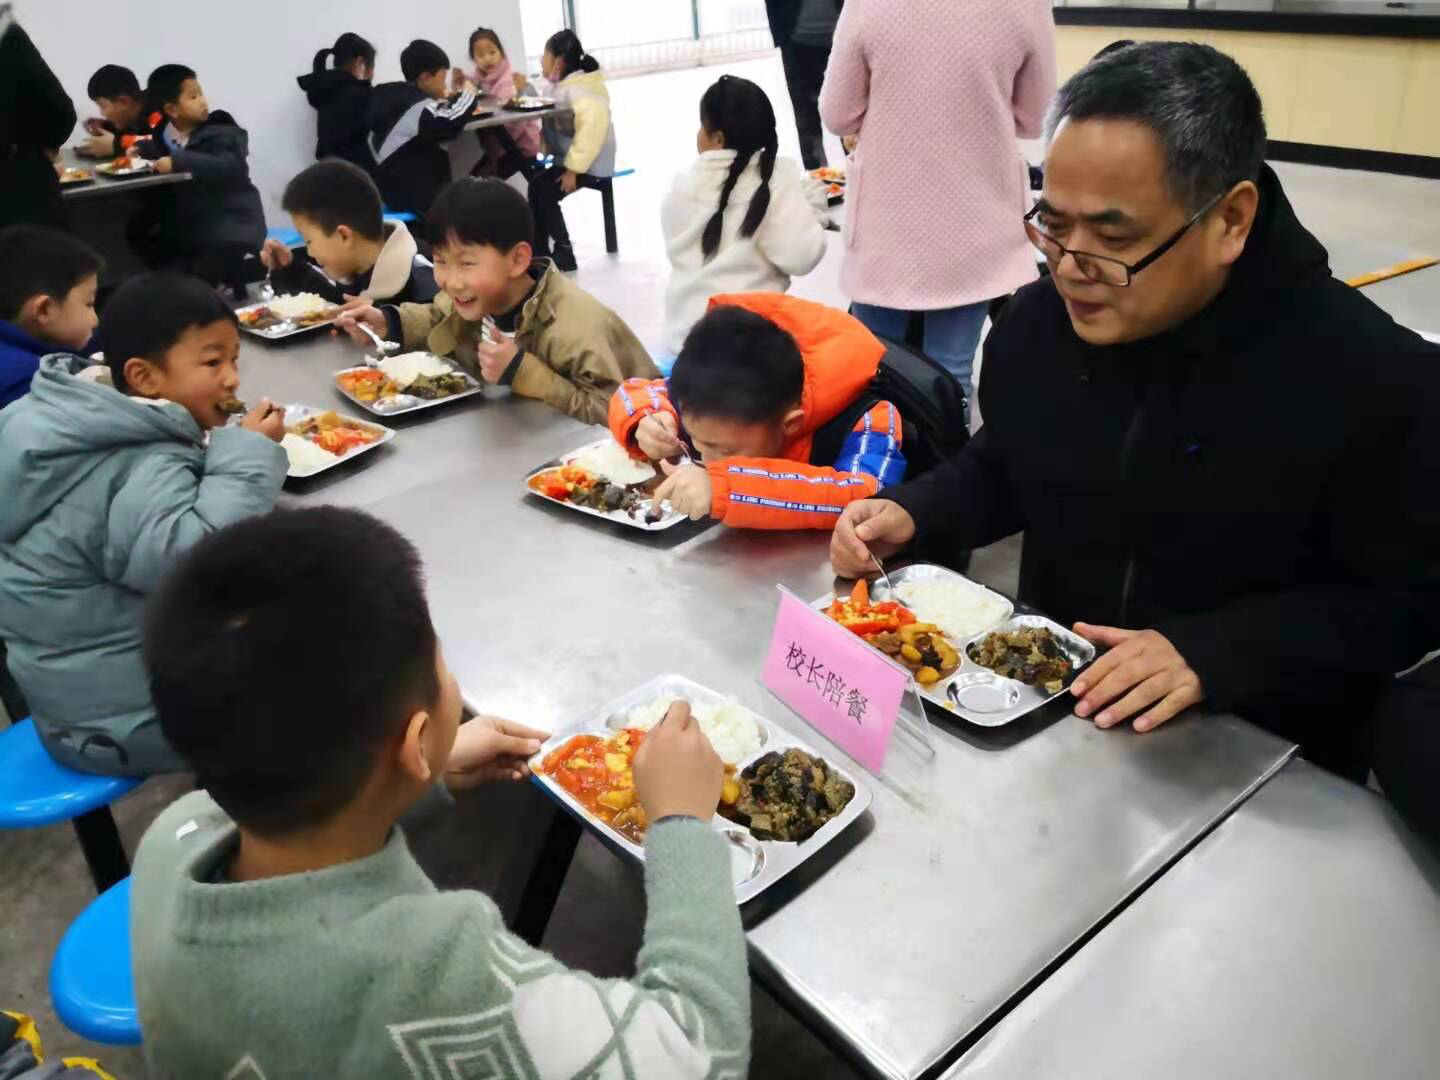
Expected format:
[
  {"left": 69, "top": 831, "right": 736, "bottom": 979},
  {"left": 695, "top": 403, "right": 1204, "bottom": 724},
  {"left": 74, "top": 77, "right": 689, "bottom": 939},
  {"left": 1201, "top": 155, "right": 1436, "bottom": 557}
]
[{"left": 819, "top": 0, "right": 1056, "bottom": 405}]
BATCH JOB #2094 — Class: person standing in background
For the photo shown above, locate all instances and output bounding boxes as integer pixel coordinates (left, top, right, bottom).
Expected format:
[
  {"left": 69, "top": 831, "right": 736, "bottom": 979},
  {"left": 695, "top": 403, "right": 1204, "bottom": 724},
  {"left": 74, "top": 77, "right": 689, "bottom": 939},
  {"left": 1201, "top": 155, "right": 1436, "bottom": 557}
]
[
  {"left": 765, "top": 0, "right": 841, "bottom": 171},
  {"left": 819, "top": 0, "right": 1055, "bottom": 406},
  {"left": 0, "top": 17, "right": 76, "bottom": 232},
  {"left": 298, "top": 32, "right": 377, "bottom": 174}
]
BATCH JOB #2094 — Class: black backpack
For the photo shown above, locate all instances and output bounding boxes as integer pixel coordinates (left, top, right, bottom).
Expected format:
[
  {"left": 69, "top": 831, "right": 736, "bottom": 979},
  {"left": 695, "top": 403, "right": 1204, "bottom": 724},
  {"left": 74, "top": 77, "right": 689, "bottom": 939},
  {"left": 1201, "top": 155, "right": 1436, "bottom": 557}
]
[{"left": 809, "top": 335, "right": 970, "bottom": 480}]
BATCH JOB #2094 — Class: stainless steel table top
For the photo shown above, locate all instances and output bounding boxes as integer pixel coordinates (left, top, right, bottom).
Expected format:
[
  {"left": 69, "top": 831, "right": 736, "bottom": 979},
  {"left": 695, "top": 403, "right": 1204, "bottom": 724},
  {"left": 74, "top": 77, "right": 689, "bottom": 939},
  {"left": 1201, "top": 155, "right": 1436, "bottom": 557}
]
[
  {"left": 59, "top": 148, "right": 190, "bottom": 200},
  {"left": 238, "top": 331, "right": 1299, "bottom": 1080},
  {"left": 943, "top": 758, "right": 1440, "bottom": 1080},
  {"left": 462, "top": 101, "right": 572, "bottom": 134}
]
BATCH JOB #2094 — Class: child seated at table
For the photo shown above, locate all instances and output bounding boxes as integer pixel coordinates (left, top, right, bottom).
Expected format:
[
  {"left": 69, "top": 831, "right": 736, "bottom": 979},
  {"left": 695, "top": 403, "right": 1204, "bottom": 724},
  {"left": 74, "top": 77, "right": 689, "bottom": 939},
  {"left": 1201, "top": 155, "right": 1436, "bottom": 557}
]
[
  {"left": 661, "top": 75, "right": 828, "bottom": 358},
  {"left": 461, "top": 26, "right": 540, "bottom": 179},
  {"left": 367, "top": 39, "right": 479, "bottom": 220},
  {"left": 130, "top": 64, "right": 267, "bottom": 291},
  {"left": 258, "top": 160, "right": 437, "bottom": 306},
  {"left": 0, "top": 225, "right": 101, "bottom": 409},
  {"left": 338, "top": 178, "right": 657, "bottom": 425},
  {"left": 130, "top": 504, "right": 752, "bottom": 1078},
  {"left": 0, "top": 273, "right": 286, "bottom": 776},
  {"left": 528, "top": 29, "right": 618, "bottom": 272},
  {"left": 77, "top": 64, "right": 156, "bottom": 159},
  {"left": 610, "top": 294, "right": 908, "bottom": 529}
]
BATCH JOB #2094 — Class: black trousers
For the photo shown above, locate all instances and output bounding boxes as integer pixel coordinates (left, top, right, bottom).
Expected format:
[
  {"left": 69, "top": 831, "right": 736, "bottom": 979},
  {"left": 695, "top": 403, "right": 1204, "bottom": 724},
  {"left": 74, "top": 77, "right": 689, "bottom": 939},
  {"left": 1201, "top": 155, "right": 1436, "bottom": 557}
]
[
  {"left": 779, "top": 41, "right": 831, "bottom": 171},
  {"left": 527, "top": 163, "right": 607, "bottom": 254}
]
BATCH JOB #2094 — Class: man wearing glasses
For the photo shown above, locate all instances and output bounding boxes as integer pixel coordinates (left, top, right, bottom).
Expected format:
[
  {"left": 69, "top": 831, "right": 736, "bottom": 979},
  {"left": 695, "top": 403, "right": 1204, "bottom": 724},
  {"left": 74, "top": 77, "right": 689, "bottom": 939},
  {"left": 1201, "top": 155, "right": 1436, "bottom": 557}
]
[{"left": 831, "top": 42, "right": 1438, "bottom": 778}]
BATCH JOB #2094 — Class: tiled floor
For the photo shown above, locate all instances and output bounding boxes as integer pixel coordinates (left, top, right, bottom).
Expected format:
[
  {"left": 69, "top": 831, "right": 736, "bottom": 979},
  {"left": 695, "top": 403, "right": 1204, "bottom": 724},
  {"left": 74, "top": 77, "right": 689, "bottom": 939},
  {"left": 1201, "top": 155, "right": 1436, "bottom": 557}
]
[{"left": 2, "top": 52, "right": 1435, "bottom": 1078}]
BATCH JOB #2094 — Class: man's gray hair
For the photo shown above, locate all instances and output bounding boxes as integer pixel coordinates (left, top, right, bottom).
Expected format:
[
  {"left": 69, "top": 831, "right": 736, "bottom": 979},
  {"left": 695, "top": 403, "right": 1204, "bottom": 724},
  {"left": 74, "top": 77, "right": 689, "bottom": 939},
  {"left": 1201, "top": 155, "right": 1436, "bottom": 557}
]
[{"left": 1046, "top": 42, "right": 1267, "bottom": 212}]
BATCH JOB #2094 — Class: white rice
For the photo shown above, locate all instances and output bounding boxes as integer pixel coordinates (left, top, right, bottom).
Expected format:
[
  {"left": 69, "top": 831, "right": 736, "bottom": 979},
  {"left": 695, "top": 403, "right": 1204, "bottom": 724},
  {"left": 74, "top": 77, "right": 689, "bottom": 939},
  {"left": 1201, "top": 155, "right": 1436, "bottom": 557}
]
[
  {"left": 265, "top": 293, "right": 333, "bottom": 320},
  {"left": 378, "top": 352, "right": 452, "bottom": 388},
  {"left": 569, "top": 440, "right": 656, "bottom": 486},
  {"left": 894, "top": 578, "right": 1011, "bottom": 643},
  {"left": 281, "top": 433, "right": 337, "bottom": 476},
  {"left": 622, "top": 696, "right": 764, "bottom": 765}
]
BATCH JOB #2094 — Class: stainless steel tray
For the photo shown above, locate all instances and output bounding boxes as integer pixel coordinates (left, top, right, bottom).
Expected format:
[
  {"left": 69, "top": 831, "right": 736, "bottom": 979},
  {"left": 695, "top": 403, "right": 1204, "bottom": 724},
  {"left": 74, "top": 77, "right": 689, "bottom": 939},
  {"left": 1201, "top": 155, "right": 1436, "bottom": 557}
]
[
  {"left": 95, "top": 160, "right": 154, "bottom": 179},
  {"left": 280, "top": 404, "right": 395, "bottom": 479},
  {"left": 507, "top": 97, "right": 556, "bottom": 112},
  {"left": 522, "top": 437, "right": 688, "bottom": 531},
  {"left": 813, "top": 564, "right": 1091, "bottom": 727},
  {"left": 529, "top": 673, "right": 873, "bottom": 905},
  {"left": 331, "top": 363, "right": 484, "bottom": 417},
  {"left": 235, "top": 299, "right": 340, "bottom": 341}
]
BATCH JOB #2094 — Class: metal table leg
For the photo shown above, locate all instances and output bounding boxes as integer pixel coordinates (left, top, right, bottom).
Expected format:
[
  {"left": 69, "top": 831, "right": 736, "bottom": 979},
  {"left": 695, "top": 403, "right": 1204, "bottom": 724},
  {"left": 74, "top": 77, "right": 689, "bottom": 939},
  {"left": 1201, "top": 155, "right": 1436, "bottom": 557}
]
[
  {"left": 72, "top": 807, "right": 130, "bottom": 892},
  {"left": 513, "top": 806, "right": 581, "bottom": 948}
]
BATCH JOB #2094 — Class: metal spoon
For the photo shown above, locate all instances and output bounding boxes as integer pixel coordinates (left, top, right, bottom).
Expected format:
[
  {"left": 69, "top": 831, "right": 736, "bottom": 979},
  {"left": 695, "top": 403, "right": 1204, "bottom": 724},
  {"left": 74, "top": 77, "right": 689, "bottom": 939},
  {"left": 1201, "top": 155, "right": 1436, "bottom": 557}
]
[
  {"left": 354, "top": 319, "right": 400, "bottom": 358},
  {"left": 869, "top": 551, "right": 896, "bottom": 597}
]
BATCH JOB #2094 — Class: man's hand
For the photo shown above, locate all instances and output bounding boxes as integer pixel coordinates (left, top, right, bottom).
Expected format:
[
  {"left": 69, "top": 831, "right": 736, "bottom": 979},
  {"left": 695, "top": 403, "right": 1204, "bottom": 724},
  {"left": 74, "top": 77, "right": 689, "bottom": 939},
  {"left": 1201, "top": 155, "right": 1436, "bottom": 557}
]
[
  {"left": 476, "top": 330, "right": 519, "bottom": 383},
  {"left": 654, "top": 460, "right": 713, "bottom": 521},
  {"left": 445, "top": 714, "right": 549, "bottom": 789},
  {"left": 830, "top": 499, "right": 916, "bottom": 577},
  {"left": 259, "top": 237, "right": 294, "bottom": 271},
  {"left": 634, "top": 701, "right": 723, "bottom": 823},
  {"left": 635, "top": 411, "right": 682, "bottom": 460},
  {"left": 559, "top": 169, "right": 578, "bottom": 195},
  {"left": 334, "top": 303, "right": 389, "bottom": 346},
  {"left": 1070, "top": 625, "right": 1204, "bottom": 733},
  {"left": 240, "top": 398, "right": 285, "bottom": 443},
  {"left": 154, "top": 156, "right": 174, "bottom": 175},
  {"left": 77, "top": 132, "right": 115, "bottom": 158}
]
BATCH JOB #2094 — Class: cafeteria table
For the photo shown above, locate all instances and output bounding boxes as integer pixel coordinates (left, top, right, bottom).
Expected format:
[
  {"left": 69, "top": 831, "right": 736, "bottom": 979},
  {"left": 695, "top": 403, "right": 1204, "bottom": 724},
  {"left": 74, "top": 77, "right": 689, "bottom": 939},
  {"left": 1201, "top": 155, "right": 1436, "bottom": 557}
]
[
  {"left": 238, "top": 327, "right": 1300, "bottom": 1080},
  {"left": 942, "top": 758, "right": 1440, "bottom": 1080},
  {"left": 58, "top": 148, "right": 190, "bottom": 201},
  {"left": 446, "top": 99, "right": 572, "bottom": 180}
]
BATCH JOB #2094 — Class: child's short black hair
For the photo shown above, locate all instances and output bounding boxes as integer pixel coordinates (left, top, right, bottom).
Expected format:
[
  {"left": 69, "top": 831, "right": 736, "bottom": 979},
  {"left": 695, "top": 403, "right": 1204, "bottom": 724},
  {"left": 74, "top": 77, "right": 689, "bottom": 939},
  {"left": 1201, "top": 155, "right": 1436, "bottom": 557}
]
[
  {"left": 87, "top": 64, "right": 142, "bottom": 102},
  {"left": 100, "top": 272, "right": 236, "bottom": 393},
  {"left": 145, "top": 63, "right": 197, "bottom": 111},
  {"left": 670, "top": 305, "right": 805, "bottom": 423},
  {"left": 144, "top": 507, "right": 441, "bottom": 837},
  {"left": 0, "top": 225, "right": 103, "bottom": 323},
  {"left": 282, "top": 160, "right": 384, "bottom": 242},
  {"left": 401, "top": 39, "right": 449, "bottom": 82},
  {"left": 426, "top": 178, "right": 532, "bottom": 252}
]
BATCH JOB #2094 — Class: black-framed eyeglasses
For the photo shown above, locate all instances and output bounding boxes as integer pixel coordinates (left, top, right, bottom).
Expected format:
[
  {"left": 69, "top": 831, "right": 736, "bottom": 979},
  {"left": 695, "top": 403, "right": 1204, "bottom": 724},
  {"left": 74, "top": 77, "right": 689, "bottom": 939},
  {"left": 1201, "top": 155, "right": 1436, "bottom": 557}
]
[{"left": 1023, "top": 190, "right": 1226, "bottom": 287}]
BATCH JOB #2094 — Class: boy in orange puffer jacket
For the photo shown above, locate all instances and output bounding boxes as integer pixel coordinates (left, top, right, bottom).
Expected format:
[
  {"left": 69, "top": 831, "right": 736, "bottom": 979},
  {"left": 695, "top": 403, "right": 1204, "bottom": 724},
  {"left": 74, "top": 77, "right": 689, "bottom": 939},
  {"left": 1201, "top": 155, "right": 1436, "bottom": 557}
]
[{"left": 609, "top": 293, "right": 906, "bottom": 529}]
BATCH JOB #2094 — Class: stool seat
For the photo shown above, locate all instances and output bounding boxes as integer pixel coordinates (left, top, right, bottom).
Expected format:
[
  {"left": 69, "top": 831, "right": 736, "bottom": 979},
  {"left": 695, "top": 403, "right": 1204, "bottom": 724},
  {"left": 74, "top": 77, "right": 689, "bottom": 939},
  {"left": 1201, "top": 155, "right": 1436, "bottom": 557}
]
[
  {"left": 50, "top": 877, "right": 141, "bottom": 1045},
  {"left": 381, "top": 207, "right": 417, "bottom": 223},
  {"left": 0, "top": 719, "right": 140, "bottom": 828},
  {"left": 266, "top": 226, "right": 303, "bottom": 249}
]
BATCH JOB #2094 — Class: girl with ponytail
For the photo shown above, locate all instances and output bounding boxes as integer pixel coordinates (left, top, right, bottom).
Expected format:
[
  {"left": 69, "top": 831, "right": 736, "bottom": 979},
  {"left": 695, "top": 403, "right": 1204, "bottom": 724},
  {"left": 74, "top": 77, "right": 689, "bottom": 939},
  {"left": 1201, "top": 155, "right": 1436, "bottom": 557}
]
[
  {"left": 527, "top": 29, "right": 616, "bottom": 272},
  {"left": 297, "top": 32, "right": 377, "bottom": 172},
  {"left": 658, "top": 75, "right": 828, "bottom": 358}
]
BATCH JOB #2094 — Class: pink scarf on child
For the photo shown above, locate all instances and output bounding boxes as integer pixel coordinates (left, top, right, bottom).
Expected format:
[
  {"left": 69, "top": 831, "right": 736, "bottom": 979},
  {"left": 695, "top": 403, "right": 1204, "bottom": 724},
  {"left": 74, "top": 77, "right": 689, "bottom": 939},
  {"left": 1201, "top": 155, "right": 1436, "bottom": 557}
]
[{"left": 473, "top": 57, "right": 541, "bottom": 157}]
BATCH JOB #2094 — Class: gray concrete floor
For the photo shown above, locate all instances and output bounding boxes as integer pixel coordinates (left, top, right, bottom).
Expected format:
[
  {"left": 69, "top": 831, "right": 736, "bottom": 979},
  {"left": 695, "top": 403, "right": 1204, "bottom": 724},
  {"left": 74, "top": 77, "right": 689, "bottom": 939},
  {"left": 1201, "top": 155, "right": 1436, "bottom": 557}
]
[{"left": 2, "top": 52, "right": 1435, "bottom": 1078}]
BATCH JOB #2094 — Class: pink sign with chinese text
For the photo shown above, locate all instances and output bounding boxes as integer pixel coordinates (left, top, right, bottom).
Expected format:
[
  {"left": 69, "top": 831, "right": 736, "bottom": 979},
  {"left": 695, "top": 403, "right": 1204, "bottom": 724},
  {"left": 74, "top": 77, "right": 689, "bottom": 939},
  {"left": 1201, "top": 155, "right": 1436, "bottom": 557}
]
[{"left": 760, "top": 587, "right": 910, "bottom": 774}]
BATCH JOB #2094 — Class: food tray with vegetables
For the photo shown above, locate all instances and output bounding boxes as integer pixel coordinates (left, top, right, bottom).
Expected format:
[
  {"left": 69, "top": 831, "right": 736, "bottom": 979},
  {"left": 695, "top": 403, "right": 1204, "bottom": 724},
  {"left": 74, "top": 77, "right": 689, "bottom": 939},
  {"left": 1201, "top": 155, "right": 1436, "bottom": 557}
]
[
  {"left": 522, "top": 437, "right": 688, "bottom": 531},
  {"left": 235, "top": 293, "right": 341, "bottom": 340},
  {"left": 813, "top": 564, "right": 1094, "bottom": 727},
  {"left": 531, "top": 673, "right": 872, "bottom": 904},
  {"left": 332, "top": 352, "right": 483, "bottom": 416},
  {"left": 94, "top": 158, "right": 155, "bottom": 178},
  {"left": 276, "top": 405, "right": 395, "bottom": 479}
]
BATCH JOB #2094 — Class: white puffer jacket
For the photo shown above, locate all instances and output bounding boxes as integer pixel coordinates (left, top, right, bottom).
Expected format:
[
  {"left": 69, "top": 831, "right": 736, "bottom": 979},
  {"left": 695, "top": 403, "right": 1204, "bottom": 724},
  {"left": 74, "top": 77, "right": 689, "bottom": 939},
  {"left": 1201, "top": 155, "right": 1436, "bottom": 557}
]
[{"left": 660, "top": 149, "right": 829, "bottom": 355}]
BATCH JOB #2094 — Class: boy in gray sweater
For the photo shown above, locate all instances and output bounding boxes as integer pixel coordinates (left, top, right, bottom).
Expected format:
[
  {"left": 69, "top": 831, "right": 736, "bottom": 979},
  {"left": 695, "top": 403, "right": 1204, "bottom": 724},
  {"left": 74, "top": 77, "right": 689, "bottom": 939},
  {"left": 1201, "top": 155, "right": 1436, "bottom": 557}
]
[{"left": 131, "top": 506, "right": 752, "bottom": 1079}]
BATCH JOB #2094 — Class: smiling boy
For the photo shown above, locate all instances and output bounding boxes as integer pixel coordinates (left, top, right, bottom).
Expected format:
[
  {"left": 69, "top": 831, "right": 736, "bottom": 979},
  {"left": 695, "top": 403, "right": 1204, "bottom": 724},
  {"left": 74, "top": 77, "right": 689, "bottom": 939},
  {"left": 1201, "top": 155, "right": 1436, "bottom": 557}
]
[
  {"left": 339, "top": 178, "right": 656, "bottom": 425},
  {"left": 0, "top": 272, "right": 286, "bottom": 775}
]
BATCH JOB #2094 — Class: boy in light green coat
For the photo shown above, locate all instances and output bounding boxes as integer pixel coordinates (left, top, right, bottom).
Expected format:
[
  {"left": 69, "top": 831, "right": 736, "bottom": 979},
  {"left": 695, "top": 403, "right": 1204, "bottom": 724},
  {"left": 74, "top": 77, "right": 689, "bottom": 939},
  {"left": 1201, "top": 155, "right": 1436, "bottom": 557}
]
[
  {"left": 0, "top": 272, "right": 286, "bottom": 775},
  {"left": 131, "top": 506, "right": 751, "bottom": 1079}
]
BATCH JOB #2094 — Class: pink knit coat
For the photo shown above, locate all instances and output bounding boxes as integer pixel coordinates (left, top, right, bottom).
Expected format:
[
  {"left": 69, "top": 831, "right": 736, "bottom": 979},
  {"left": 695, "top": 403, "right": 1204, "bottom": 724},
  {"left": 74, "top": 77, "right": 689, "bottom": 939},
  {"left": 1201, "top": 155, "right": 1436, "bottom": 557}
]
[{"left": 818, "top": 0, "right": 1056, "bottom": 310}]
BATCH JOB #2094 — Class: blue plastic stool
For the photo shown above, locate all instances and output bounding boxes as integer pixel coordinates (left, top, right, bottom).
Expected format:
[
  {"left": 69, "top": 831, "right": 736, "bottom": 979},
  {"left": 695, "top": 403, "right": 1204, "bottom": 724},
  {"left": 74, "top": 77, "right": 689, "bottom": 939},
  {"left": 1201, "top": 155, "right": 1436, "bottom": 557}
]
[
  {"left": 266, "top": 225, "right": 303, "bottom": 249},
  {"left": 0, "top": 719, "right": 140, "bottom": 890},
  {"left": 50, "top": 877, "right": 141, "bottom": 1045},
  {"left": 381, "top": 207, "right": 417, "bottom": 224}
]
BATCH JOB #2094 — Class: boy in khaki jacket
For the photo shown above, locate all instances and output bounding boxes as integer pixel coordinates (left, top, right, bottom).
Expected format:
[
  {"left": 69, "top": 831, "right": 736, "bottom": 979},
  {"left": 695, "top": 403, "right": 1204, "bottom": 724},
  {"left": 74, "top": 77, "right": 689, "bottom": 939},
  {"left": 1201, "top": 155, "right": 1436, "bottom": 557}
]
[{"left": 339, "top": 178, "right": 656, "bottom": 426}]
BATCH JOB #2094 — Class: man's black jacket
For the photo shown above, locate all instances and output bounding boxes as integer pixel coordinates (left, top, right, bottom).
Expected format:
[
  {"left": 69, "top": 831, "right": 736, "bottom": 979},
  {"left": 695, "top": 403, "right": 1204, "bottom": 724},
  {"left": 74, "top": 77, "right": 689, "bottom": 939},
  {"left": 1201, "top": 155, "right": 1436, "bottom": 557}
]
[{"left": 887, "top": 166, "right": 1440, "bottom": 772}]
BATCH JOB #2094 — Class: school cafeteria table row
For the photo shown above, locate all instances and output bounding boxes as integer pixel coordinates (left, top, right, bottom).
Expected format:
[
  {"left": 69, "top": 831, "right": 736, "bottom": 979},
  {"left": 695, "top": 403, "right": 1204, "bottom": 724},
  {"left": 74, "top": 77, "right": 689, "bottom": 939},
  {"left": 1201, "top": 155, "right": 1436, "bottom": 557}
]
[{"left": 237, "top": 322, "right": 1314, "bottom": 1079}]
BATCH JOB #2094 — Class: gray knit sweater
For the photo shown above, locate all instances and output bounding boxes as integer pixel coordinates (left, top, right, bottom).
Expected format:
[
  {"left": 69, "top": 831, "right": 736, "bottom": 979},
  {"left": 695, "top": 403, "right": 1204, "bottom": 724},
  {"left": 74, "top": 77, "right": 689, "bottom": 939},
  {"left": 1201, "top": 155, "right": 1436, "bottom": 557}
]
[{"left": 131, "top": 791, "right": 751, "bottom": 1079}]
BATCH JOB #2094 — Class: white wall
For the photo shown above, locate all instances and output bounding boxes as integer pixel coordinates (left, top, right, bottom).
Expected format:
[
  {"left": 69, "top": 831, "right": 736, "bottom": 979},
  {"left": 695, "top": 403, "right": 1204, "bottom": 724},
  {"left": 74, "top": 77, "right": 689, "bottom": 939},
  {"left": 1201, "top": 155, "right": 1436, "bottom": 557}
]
[{"left": 17, "top": 0, "right": 525, "bottom": 224}]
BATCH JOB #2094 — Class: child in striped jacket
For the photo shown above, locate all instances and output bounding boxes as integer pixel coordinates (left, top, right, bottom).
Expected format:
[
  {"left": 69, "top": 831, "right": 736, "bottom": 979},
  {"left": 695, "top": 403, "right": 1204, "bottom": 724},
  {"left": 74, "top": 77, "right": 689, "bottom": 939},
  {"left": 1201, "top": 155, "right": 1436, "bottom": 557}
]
[{"left": 609, "top": 293, "right": 906, "bottom": 530}]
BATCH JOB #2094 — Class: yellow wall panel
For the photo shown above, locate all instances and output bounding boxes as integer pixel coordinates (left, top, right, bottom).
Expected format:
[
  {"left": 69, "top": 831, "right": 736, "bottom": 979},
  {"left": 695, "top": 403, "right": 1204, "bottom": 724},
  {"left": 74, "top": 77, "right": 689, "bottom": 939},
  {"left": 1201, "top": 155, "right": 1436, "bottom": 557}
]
[
  {"left": 1290, "top": 37, "right": 1411, "bottom": 150},
  {"left": 1396, "top": 43, "right": 1440, "bottom": 156}
]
